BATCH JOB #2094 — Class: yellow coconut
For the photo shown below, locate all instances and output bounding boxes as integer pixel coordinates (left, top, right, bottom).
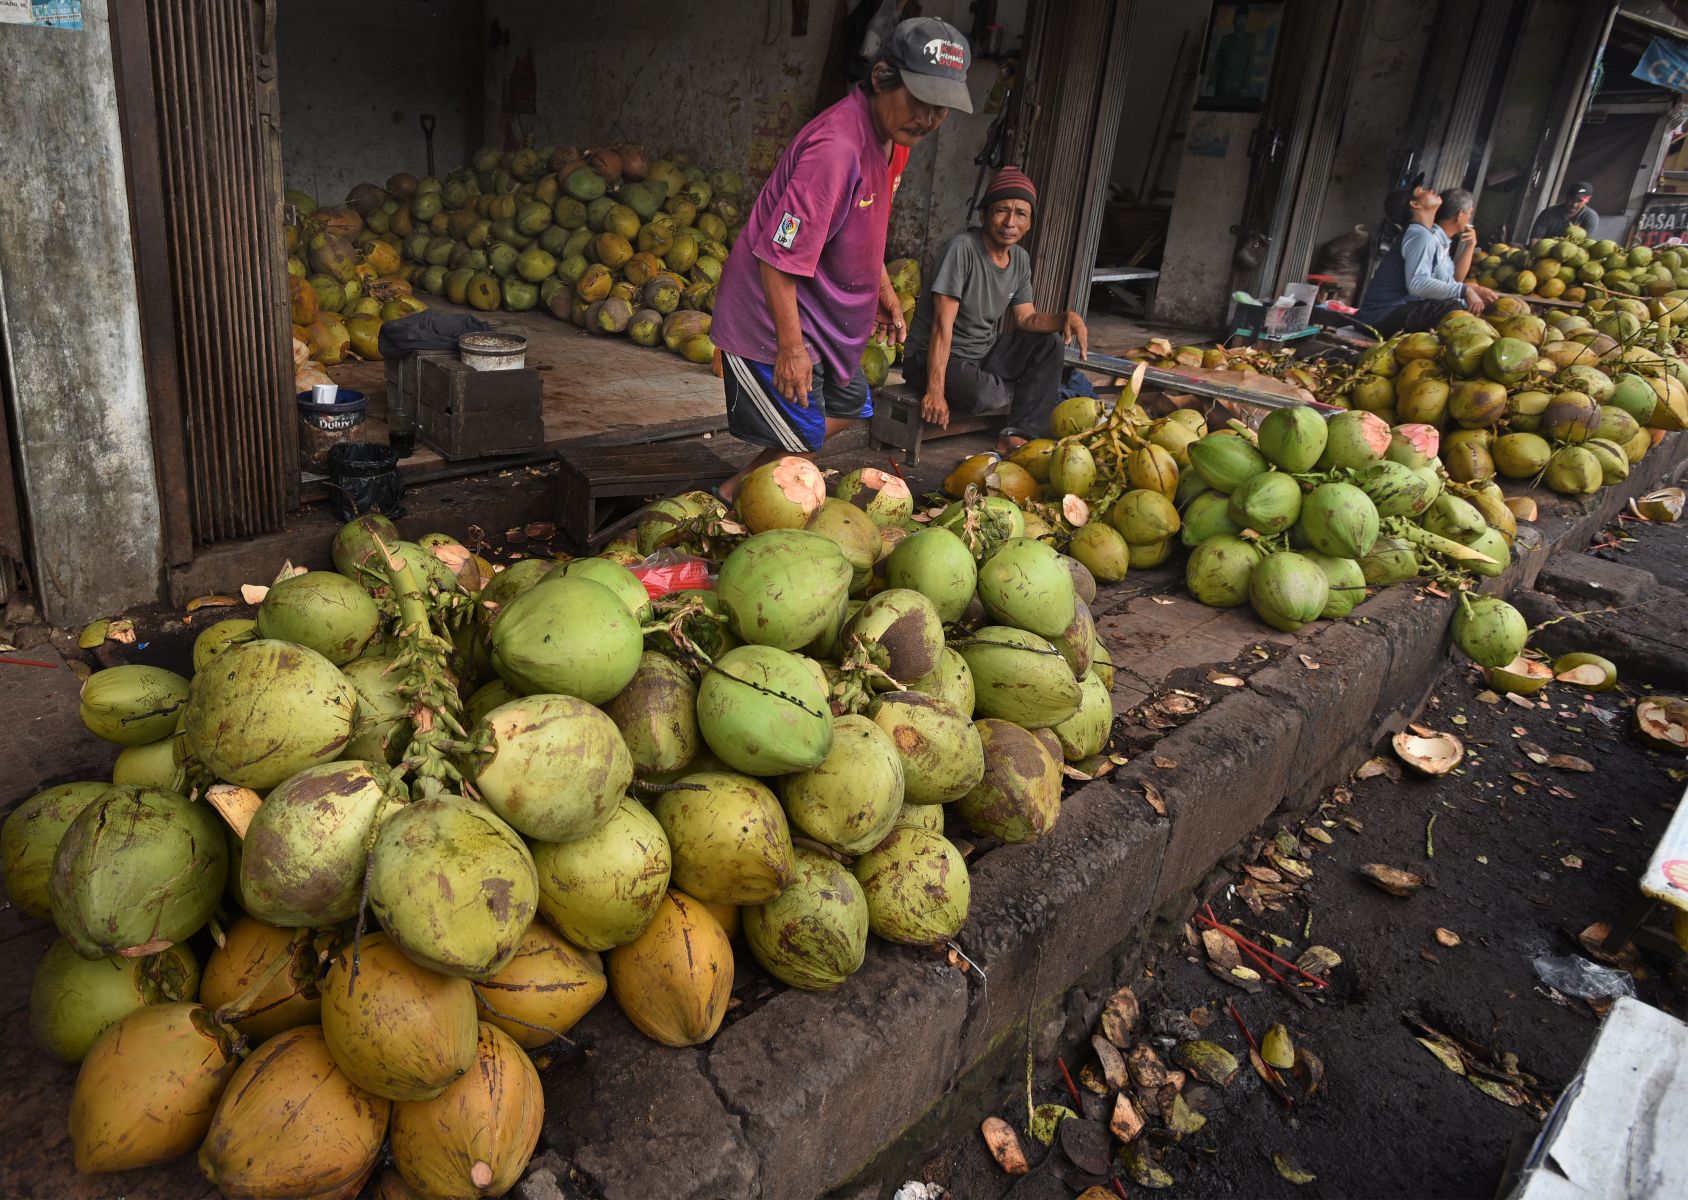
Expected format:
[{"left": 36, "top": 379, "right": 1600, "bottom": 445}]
[
  {"left": 700, "top": 898, "right": 741, "bottom": 938},
  {"left": 389, "top": 1023, "right": 544, "bottom": 1200},
  {"left": 199, "top": 1025, "right": 390, "bottom": 1200},
  {"left": 472, "top": 924, "right": 606, "bottom": 1049},
  {"left": 70, "top": 1003, "right": 239, "bottom": 1173},
  {"left": 320, "top": 934, "right": 478, "bottom": 1102},
  {"left": 606, "top": 890, "right": 733, "bottom": 1047},
  {"left": 199, "top": 917, "right": 325, "bottom": 1042}
]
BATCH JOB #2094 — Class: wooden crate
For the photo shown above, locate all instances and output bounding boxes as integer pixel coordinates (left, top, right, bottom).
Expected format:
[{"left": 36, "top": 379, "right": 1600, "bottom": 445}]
[
  {"left": 379, "top": 350, "right": 451, "bottom": 425},
  {"left": 868, "top": 379, "right": 999, "bottom": 464},
  {"left": 418, "top": 356, "right": 544, "bottom": 461},
  {"left": 557, "top": 439, "right": 735, "bottom": 549}
]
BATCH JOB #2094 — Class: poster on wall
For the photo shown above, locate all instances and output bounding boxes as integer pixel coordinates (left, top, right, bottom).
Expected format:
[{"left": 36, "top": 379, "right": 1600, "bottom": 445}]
[
  {"left": 1632, "top": 192, "right": 1688, "bottom": 247},
  {"left": 1195, "top": 1, "right": 1281, "bottom": 113},
  {"left": 0, "top": 0, "right": 82, "bottom": 28}
]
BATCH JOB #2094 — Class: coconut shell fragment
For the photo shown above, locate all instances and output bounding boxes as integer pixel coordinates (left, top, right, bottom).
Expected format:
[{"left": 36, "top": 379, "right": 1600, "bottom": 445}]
[
  {"left": 1391, "top": 730, "right": 1464, "bottom": 777},
  {"left": 1634, "top": 696, "right": 1688, "bottom": 752},
  {"left": 1359, "top": 863, "right": 1425, "bottom": 897},
  {"left": 980, "top": 1116, "right": 1029, "bottom": 1175}
]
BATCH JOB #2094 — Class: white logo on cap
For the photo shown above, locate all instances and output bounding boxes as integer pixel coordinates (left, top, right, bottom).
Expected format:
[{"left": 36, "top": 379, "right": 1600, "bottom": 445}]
[{"left": 921, "top": 38, "right": 966, "bottom": 69}]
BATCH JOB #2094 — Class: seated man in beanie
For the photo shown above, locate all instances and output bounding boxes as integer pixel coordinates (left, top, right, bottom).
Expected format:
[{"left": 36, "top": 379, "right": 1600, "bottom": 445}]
[{"left": 903, "top": 167, "right": 1088, "bottom": 452}]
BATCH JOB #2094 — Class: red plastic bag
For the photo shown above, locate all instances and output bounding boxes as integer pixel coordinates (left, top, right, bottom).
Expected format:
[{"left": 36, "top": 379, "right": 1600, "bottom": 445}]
[{"left": 630, "top": 552, "right": 714, "bottom": 599}]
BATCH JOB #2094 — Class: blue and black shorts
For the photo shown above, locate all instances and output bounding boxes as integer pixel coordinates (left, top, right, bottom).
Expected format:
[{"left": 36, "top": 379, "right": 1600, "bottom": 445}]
[{"left": 721, "top": 352, "right": 873, "bottom": 453}]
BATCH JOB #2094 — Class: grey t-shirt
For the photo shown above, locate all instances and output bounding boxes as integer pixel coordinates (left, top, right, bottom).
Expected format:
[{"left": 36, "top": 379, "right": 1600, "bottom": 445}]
[{"left": 906, "top": 231, "right": 1034, "bottom": 369}]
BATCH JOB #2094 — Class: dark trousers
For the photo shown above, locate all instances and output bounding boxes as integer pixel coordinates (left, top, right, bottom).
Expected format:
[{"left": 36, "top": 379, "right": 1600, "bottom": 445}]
[
  {"left": 911, "top": 328, "right": 1065, "bottom": 439},
  {"left": 1371, "top": 297, "right": 1464, "bottom": 337}
]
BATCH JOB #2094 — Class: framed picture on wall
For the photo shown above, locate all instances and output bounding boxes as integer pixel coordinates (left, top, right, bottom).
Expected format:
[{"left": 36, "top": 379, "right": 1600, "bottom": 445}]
[{"left": 1195, "top": 1, "right": 1283, "bottom": 113}]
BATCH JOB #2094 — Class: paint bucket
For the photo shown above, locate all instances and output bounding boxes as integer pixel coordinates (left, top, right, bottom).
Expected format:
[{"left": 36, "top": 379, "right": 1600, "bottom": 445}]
[{"left": 298, "top": 388, "right": 367, "bottom": 470}]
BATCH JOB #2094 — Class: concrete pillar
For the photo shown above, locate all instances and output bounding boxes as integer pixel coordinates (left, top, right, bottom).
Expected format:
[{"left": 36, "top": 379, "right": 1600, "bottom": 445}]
[{"left": 0, "top": 0, "right": 165, "bottom": 624}]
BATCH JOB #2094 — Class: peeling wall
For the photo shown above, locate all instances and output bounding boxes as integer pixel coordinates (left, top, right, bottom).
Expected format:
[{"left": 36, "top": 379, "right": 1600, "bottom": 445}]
[
  {"left": 277, "top": 0, "right": 484, "bottom": 204},
  {"left": 0, "top": 0, "right": 164, "bottom": 623}
]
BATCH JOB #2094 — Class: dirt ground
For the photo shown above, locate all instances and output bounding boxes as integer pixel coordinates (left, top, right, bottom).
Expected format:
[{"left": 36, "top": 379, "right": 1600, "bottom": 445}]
[{"left": 914, "top": 528, "right": 1688, "bottom": 1200}]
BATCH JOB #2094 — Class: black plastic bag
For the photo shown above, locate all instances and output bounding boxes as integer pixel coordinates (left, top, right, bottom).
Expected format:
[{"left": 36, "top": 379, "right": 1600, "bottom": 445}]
[
  {"left": 377, "top": 312, "right": 496, "bottom": 358},
  {"left": 327, "top": 443, "right": 404, "bottom": 522}
]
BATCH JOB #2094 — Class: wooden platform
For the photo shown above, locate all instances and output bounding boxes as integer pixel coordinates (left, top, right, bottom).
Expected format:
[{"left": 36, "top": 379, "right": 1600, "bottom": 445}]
[{"left": 326, "top": 298, "right": 729, "bottom": 475}]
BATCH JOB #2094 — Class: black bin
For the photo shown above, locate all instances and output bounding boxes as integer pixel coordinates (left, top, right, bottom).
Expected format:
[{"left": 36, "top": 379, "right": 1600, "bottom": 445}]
[{"left": 326, "top": 443, "right": 404, "bottom": 523}]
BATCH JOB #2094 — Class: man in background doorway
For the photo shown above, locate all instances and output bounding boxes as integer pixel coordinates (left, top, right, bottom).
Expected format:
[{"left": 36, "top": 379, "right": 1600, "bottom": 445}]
[
  {"left": 903, "top": 167, "right": 1089, "bottom": 453},
  {"left": 1355, "top": 185, "right": 1496, "bottom": 335},
  {"left": 1529, "top": 182, "right": 1599, "bottom": 241}
]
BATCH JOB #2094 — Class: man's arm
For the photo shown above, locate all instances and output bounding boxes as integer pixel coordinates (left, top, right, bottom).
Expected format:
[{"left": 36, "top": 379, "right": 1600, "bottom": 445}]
[
  {"left": 759, "top": 259, "right": 813, "bottom": 405},
  {"left": 1451, "top": 228, "right": 1477, "bottom": 282},
  {"left": 876, "top": 265, "right": 906, "bottom": 346},
  {"left": 1010, "top": 302, "right": 1089, "bottom": 358},
  {"left": 922, "top": 293, "right": 961, "bottom": 427}
]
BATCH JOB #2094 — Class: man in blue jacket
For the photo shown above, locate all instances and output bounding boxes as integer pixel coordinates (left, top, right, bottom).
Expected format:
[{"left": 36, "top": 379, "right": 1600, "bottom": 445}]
[{"left": 1356, "top": 185, "right": 1496, "bottom": 336}]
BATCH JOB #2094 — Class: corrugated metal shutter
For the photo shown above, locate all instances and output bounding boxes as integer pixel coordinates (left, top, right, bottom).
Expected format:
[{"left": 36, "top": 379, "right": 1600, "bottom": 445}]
[
  {"left": 1018, "top": 0, "right": 1136, "bottom": 314},
  {"left": 133, "top": 0, "right": 294, "bottom": 544}
]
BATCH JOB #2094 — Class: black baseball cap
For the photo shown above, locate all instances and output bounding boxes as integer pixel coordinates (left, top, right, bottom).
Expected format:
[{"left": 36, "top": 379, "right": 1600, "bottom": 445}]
[
  {"left": 883, "top": 17, "right": 974, "bottom": 113},
  {"left": 1570, "top": 181, "right": 1594, "bottom": 198}
]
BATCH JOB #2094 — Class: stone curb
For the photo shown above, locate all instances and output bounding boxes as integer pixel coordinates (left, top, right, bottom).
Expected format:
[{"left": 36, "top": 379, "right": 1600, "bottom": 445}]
[{"left": 541, "top": 436, "right": 1688, "bottom": 1199}]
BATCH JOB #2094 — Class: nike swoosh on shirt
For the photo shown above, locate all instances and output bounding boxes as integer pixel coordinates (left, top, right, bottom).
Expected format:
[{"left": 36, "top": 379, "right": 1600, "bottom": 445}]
[{"left": 857, "top": 194, "right": 876, "bottom": 208}]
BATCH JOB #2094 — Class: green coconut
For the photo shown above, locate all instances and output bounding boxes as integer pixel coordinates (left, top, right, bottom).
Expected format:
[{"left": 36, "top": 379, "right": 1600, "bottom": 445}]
[
  {"left": 557, "top": 557, "right": 654, "bottom": 622},
  {"left": 1458, "top": 526, "right": 1511, "bottom": 578},
  {"left": 835, "top": 467, "right": 915, "bottom": 526},
  {"left": 1423, "top": 494, "right": 1487, "bottom": 544},
  {"left": 78, "top": 665, "right": 190, "bottom": 747},
  {"left": 1360, "top": 535, "right": 1423, "bottom": 585},
  {"left": 852, "top": 829, "right": 970, "bottom": 945},
  {"left": 1048, "top": 442, "right": 1097, "bottom": 496},
  {"left": 239, "top": 759, "right": 406, "bottom": 926},
  {"left": 1187, "top": 434, "right": 1268, "bottom": 493},
  {"left": 2, "top": 781, "right": 108, "bottom": 919},
  {"left": 491, "top": 577, "right": 643, "bottom": 703},
  {"left": 1185, "top": 535, "right": 1260, "bottom": 608},
  {"left": 1180, "top": 490, "right": 1243, "bottom": 547},
  {"left": 696, "top": 645, "right": 832, "bottom": 775},
  {"left": 735, "top": 456, "right": 827, "bottom": 533},
  {"left": 955, "top": 626, "right": 1082, "bottom": 728},
  {"left": 256, "top": 571, "right": 381, "bottom": 665},
  {"left": 868, "top": 692, "right": 986, "bottom": 804},
  {"left": 1110, "top": 490, "right": 1182, "bottom": 545},
  {"left": 777, "top": 715, "right": 903, "bottom": 853},
  {"left": 532, "top": 796, "right": 671, "bottom": 951},
  {"left": 1354, "top": 460, "right": 1434, "bottom": 519},
  {"left": 894, "top": 802, "right": 947, "bottom": 835},
  {"left": 1446, "top": 593, "right": 1526, "bottom": 669},
  {"left": 1051, "top": 598, "right": 1097, "bottom": 679},
  {"left": 1582, "top": 438, "right": 1630, "bottom": 486},
  {"left": 50, "top": 786, "right": 228, "bottom": 958},
  {"left": 337, "top": 654, "right": 411, "bottom": 764},
  {"left": 1315, "top": 410, "right": 1391, "bottom": 470},
  {"left": 1493, "top": 432, "right": 1552, "bottom": 479},
  {"left": 1256, "top": 406, "right": 1328, "bottom": 472},
  {"left": 716, "top": 530, "right": 853, "bottom": 650},
  {"left": 369, "top": 796, "right": 538, "bottom": 979},
  {"left": 1051, "top": 670, "right": 1112, "bottom": 761},
  {"left": 954, "top": 719, "right": 1061, "bottom": 843},
  {"left": 883, "top": 528, "right": 978, "bottom": 622},
  {"left": 1227, "top": 471, "right": 1302, "bottom": 536},
  {"left": 1299, "top": 481, "right": 1379, "bottom": 559},
  {"left": 185, "top": 639, "right": 356, "bottom": 789},
  {"left": 743, "top": 848, "right": 869, "bottom": 991},
  {"left": 905, "top": 646, "right": 976, "bottom": 715},
  {"left": 30, "top": 938, "right": 199, "bottom": 1062},
  {"left": 332, "top": 514, "right": 400, "bottom": 583},
  {"left": 976, "top": 538, "right": 1078, "bottom": 639},
  {"left": 1303, "top": 552, "right": 1367, "bottom": 619},
  {"left": 807, "top": 499, "right": 882, "bottom": 587},
  {"left": 1249, "top": 552, "right": 1330, "bottom": 633},
  {"left": 1607, "top": 373, "right": 1658, "bottom": 425},
  {"left": 109, "top": 733, "right": 184, "bottom": 792},
  {"left": 464, "top": 679, "right": 522, "bottom": 729},
  {"left": 602, "top": 651, "right": 700, "bottom": 778},
  {"left": 1067, "top": 522, "right": 1130, "bottom": 583},
  {"left": 479, "top": 558, "right": 556, "bottom": 614},
  {"left": 1544, "top": 445, "right": 1602, "bottom": 495},
  {"left": 472, "top": 694, "right": 632, "bottom": 843},
  {"left": 654, "top": 771, "right": 797, "bottom": 904},
  {"left": 846, "top": 589, "right": 945, "bottom": 684},
  {"left": 191, "top": 619, "right": 258, "bottom": 674}
]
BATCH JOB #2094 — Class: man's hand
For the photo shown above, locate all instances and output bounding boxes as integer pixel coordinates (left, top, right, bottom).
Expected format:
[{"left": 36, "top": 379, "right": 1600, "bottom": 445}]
[
  {"left": 1063, "top": 310, "right": 1089, "bottom": 359},
  {"left": 875, "top": 289, "right": 907, "bottom": 346},
  {"left": 1463, "top": 282, "right": 1497, "bottom": 315},
  {"left": 921, "top": 389, "right": 949, "bottom": 429},
  {"left": 773, "top": 343, "right": 813, "bottom": 405}
]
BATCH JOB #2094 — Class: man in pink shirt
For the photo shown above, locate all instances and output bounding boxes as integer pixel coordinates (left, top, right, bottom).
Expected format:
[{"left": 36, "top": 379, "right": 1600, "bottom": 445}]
[{"left": 712, "top": 17, "right": 974, "bottom": 499}]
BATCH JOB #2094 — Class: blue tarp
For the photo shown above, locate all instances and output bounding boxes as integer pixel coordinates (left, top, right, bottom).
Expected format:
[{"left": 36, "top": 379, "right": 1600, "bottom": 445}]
[{"left": 1634, "top": 37, "right": 1688, "bottom": 94}]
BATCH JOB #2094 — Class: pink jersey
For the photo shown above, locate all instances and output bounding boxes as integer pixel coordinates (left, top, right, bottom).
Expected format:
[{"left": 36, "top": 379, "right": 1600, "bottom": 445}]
[{"left": 712, "top": 87, "right": 909, "bottom": 381}]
